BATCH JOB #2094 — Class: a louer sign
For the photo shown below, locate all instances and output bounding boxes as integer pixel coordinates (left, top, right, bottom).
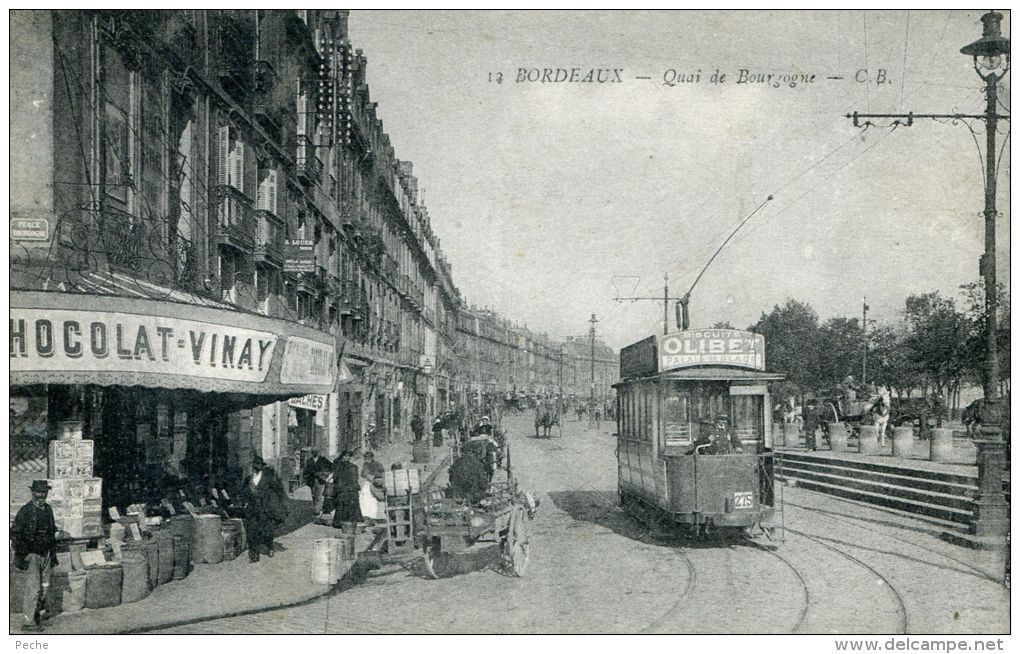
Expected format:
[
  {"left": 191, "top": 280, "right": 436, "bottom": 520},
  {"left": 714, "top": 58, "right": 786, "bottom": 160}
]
[{"left": 658, "top": 329, "right": 765, "bottom": 371}]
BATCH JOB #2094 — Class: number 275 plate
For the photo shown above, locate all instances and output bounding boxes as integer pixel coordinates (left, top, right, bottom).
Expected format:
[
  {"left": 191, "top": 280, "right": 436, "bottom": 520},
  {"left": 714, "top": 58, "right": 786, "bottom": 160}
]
[{"left": 733, "top": 492, "right": 753, "bottom": 509}]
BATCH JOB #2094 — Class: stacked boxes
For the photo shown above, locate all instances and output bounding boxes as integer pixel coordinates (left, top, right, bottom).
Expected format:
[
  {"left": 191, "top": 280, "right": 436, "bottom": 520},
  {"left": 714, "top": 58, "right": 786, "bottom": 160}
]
[{"left": 47, "top": 421, "right": 102, "bottom": 538}]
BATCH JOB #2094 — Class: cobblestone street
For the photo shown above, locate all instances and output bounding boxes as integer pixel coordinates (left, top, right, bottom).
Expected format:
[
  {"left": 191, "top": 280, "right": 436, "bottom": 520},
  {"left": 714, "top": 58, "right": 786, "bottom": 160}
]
[{"left": 154, "top": 415, "right": 1009, "bottom": 634}]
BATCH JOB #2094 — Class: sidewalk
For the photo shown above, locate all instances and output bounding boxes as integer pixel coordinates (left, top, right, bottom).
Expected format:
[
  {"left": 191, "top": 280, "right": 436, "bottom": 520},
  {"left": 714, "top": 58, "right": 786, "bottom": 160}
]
[{"left": 10, "top": 438, "right": 455, "bottom": 634}]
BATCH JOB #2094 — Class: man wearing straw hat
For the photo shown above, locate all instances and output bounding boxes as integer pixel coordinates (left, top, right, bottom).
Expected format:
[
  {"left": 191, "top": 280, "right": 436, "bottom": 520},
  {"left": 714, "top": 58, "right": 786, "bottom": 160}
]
[{"left": 11, "top": 480, "right": 58, "bottom": 632}]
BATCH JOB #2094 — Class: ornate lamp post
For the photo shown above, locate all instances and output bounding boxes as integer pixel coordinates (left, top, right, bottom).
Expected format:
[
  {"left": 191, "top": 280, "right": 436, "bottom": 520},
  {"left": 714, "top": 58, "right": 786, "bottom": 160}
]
[{"left": 960, "top": 11, "right": 1009, "bottom": 546}]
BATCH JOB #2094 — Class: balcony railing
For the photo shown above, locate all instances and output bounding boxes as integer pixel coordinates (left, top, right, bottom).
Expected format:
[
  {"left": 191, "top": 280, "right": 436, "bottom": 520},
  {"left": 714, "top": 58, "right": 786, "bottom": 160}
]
[
  {"left": 215, "top": 186, "right": 256, "bottom": 252},
  {"left": 296, "top": 138, "right": 323, "bottom": 184},
  {"left": 254, "top": 210, "right": 284, "bottom": 268}
]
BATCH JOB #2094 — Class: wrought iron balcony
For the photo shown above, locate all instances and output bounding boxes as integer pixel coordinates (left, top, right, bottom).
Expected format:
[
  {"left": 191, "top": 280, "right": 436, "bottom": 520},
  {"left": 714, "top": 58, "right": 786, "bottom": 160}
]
[
  {"left": 296, "top": 138, "right": 323, "bottom": 184},
  {"left": 214, "top": 187, "right": 257, "bottom": 253},
  {"left": 254, "top": 209, "right": 285, "bottom": 268}
]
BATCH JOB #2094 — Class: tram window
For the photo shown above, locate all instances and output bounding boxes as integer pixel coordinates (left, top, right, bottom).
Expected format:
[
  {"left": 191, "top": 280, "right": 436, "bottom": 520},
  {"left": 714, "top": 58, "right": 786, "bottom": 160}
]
[
  {"left": 635, "top": 389, "right": 644, "bottom": 441},
  {"left": 644, "top": 392, "right": 654, "bottom": 442},
  {"left": 731, "top": 394, "right": 764, "bottom": 443},
  {"left": 662, "top": 386, "right": 691, "bottom": 447}
]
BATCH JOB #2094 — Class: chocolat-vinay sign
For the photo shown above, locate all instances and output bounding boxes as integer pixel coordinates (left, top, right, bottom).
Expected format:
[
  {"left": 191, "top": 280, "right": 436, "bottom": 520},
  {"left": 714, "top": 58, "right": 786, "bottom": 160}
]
[
  {"left": 10, "top": 304, "right": 335, "bottom": 395},
  {"left": 658, "top": 329, "right": 765, "bottom": 371}
]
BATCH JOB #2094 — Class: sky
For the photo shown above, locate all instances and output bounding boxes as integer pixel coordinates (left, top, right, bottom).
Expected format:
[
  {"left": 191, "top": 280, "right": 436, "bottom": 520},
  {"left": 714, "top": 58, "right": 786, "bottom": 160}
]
[{"left": 348, "top": 10, "right": 1010, "bottom": 350}]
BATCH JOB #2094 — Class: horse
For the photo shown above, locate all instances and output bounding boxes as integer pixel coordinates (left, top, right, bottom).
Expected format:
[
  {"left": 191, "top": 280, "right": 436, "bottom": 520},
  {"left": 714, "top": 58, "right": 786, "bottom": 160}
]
[
  {"left": 869, "top": 392, "right": 891, "bottom": 446},
  {"left": 535, "top": 408, "right": 554, "bottom": 438},
  {"left": 575, "top": 405, "right": 587, "bottom": 422},
  {"left": 962, "top": 399, "right": 984, "bottom": 437}
]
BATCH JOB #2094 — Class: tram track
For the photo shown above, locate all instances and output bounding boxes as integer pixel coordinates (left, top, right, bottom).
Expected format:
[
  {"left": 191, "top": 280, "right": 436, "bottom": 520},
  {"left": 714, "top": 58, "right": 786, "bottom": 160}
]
[
  {"left": 535, "top": 425, "right": 911, "bottom": 634},
  {"left": 786, "top": 526, "right": 910, "bottom": 634},
  {"left": 783, "top": 497, "right": 1003, "bottom": 585}
]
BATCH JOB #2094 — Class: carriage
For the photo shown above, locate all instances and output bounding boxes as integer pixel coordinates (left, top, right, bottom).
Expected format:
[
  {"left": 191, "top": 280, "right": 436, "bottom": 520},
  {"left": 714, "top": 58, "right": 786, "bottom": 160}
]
[
  {"left": 815, "top": 394, "right": 873, "bottom": 435},
  {"left": 534, "top": 404, "right": 560, "bottom": 438},
  {"left": 373, "top": 444, "right": 539, "bottom": 579},
  {"left": 615, "top": 330, "right": 783, "bottom": 540}
]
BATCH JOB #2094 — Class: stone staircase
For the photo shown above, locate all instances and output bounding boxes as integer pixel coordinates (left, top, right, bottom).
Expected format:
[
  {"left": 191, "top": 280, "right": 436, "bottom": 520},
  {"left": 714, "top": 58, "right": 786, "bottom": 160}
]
[{"left": 775, "top": 450, "right": 1010, "bottom": 530}]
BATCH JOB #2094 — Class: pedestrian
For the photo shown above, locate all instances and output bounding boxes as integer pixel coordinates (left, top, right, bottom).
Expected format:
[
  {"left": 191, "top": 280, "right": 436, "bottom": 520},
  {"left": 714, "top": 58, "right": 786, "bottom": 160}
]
[
  {"left": 448, "top": 448, "right": 490, "bottom": 503},
  {"left": 331, "top": 450, "right": 363, "bottom": 528},
  {"left": 12, "top": 480, "right": 58, "bottom": 632},
  {"left": 359, "top": 451, "right": 386, "bottom": 523},
  {"left": 302, "top": 450, "right": 331, "bottom": 516},
  {"left": 238, "top": 456, "right": 287, "bottom": 562},
  {"left": 594, "top": 407, "right": 602, "bottom": 430},
  {"left": 432, "top": 415, "right": 445, "bottom": 447},
  {"left": 411, "top": 413, "right": 425, "bottom": 442}
]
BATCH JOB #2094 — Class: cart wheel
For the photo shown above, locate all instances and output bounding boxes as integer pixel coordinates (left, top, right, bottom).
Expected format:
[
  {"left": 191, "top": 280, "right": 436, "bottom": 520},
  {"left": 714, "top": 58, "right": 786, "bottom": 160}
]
[{"left": 505, "top": 506, "right": 531, "bottom": 577}]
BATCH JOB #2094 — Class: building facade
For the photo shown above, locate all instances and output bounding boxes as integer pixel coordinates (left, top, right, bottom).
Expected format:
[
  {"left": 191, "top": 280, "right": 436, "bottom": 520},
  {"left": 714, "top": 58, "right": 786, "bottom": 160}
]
[{"left": 10, "top": 10, "right": 619, "bottom": 516}]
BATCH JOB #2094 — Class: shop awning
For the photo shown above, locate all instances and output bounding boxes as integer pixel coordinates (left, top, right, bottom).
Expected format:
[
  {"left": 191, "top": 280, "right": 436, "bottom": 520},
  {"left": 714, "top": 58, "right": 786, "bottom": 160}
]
[{"left": 11, "top": 290, "right": 336, "bottom": 397}]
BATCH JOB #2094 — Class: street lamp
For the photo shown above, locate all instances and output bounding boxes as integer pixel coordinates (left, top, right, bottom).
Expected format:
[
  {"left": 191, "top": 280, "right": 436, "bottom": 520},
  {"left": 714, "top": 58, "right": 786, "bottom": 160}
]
[{"left": 960, "top": 11, "right": 1009, "bottom": 545}]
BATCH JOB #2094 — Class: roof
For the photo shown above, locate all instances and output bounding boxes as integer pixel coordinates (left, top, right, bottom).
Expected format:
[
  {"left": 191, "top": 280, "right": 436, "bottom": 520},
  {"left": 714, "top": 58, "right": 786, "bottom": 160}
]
[{"left": 615, "top": 367, "right": 785, "bottom": 385}]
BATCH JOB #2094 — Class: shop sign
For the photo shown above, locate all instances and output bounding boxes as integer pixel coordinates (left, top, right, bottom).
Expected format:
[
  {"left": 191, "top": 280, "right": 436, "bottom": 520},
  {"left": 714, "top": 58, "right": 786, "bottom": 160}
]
[
  {"left": 10, "top": 308, "right": 276, "bottom": 383},
  {"left": 658, "top": 329, "right": 765, "bottom": 371},
  {"left": 284, "top": 240, "right": 315, "bottom": 273},
  {"left": 288, "top": 394, "right": 327, "bottom": 411},
  {"left": 279, "top": 335, "right": 335, "bottom": 387},
  {"left": 11, "top": 217, "right": 50, "bottom": 241}
]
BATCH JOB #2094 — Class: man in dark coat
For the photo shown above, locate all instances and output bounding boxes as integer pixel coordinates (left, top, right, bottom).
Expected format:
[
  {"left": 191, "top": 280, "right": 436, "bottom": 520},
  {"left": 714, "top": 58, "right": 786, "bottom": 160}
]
[
  {"left": 331, "top": 450, "right": 363, "bottom": 527},
  {"left": 12, "top": 480, "right": 58, "bottom": 631},
  {"left": 448, "top": 449, "right": 490, "bottom": 503},
  {"left": 302, "top": 450, "right": 331, "bottom": 516},
  {"left": 238, "top": 456, "right": 287, "bottom": 562},
  {"left": 411, "top": 414, "right": 425, "bottom": 442},
  {"left": 432, "top": 416, "right": 445, "bottom": 447}
]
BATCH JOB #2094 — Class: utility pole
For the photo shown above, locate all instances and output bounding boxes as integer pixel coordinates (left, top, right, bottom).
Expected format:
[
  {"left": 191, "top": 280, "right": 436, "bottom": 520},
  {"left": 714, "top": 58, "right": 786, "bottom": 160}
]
[
  {"left": 588, "top": 313, "right": 598, "bottom": 428},
  {"left": 847, "top": 11, "right": 1009, "bottom": 547},
  {"left": 862, "top": 296, "right": 870, "bottom": 384},
  {"left": 613, "top": 272, "right": 683, "bottom": 335}
]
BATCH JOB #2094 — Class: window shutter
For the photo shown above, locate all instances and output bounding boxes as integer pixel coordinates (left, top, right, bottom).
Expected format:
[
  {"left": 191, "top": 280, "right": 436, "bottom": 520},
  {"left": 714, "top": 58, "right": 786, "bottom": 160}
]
[
  {"left": 256, "top": 171, "right": 267, "bottom": 209},
  {"left": 232, "top": 140, "right": 245, "bottom": 192},
  {"left": 218, "top": 125, "right": 230, "bottom": 186},
  {"left": 267, "top": 169, "right": 278, "bottom": 215}
]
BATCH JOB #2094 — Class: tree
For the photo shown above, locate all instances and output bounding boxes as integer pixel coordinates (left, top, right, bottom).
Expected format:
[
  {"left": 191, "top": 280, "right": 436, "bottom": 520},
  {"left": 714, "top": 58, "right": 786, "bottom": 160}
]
[
  {"left": 902, "top": 291, "right": 972, "bottom": 400},
  {"left": 750, "top": 299, "right": 821, "bottom": 394},
  {"left": 867, "top": 324, "right": 915, "bottom": 398},
  {"left": 960, "top": 281, "right": 1010, "bottom": 395},
  {"left": 816, "top": 317, "right": 865, "bottom": 390}
]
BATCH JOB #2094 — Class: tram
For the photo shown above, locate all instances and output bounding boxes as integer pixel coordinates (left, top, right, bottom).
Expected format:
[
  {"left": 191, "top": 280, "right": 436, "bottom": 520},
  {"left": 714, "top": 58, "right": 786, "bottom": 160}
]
[{"left": 615, "top": 328, "right": 783, "bottom": 540}]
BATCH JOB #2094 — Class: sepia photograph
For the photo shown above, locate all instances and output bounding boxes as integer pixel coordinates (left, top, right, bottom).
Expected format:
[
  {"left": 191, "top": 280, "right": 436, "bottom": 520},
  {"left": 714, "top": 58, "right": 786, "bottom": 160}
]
[{"left": 7, "top": 8, "right": 1012, "bottom": 640}]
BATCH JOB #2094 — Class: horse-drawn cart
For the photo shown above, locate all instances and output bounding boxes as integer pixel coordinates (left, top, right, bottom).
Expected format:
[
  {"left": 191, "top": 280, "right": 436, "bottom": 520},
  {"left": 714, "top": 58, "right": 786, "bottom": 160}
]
[
  {"left": 371, "top": 445, "right": 539, "bottom": 580},
  {"left": 420, "top": 478, "right": 538, "bottom": 578},
  {"left": 535, "top": 405, "right": 560, "bottom": 438}
]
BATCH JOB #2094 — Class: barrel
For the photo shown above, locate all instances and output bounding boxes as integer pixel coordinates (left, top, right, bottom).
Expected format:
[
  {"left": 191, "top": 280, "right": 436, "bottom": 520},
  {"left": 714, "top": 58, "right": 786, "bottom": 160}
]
[
  {"left": 892, "top": 425, "right": 914, "bottom": 458},
  {"left": 412, "top": 441, "right": 431, "bottom": 464},
  {"left": 192, "top": 515, "right": 224, "bottom": 564},
  {"left": 84, "top": 564, "right": 123, "bottom": 609},
  {"left": 312, "top": 538, "right": 343, "bottom": 584},
  {"left": 828, "top": 422, "right": 849, "bottom": 452},
  {"left": 221, "top": 519, "right": 243, "bottom": 561},
  {"left": 119, "top": 551, "right": 150, "bottom": 603},
  {"left": 155, "top": 527, "right": 174, "bottom": 585},
  {"left": 172, "top": 534, "right": 191, "bottom": 580},
  {"left": 771, "top": 422, "right": 785, "bottom": 447},
  {"left": 49, "top": 569, "right": 86, "bottom": 614},
  {"left": 858, "top": 425, "right": 880, "bottom": 454},
  {"left": 141, "top": 538, "right": 159, "bottom": 587},
  {"left": 170, "top": 514, "right": 195, "bottom": 560},
  {"left": 782, "top": 422, "right": 800, "bottom": 448},
  {"left": 930, "top": 428, "right": 954, "bottom": 462}
]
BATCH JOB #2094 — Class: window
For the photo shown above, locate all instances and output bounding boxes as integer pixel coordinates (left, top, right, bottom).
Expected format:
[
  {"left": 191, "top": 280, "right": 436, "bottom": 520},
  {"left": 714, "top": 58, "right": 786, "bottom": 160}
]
[
  {"left": 662, "top": 384, "right": 692, "bottom": 447},
  {"left": 102, "top": 47, "right": 131, "bottom": 205},
  {"left": 256, "top": 167, "right": 278, "bottom": 215},
  {"left": 731, "top": 394, "right": 764, "bottom": 445},
  {"left": 139, "top": 64, "right": 166, "bottom": 226}
]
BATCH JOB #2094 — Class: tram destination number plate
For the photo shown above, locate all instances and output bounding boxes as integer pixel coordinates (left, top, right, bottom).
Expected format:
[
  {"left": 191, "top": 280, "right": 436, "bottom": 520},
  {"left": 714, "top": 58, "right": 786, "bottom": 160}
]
[{"left": 733, "top": 492, "right": 753, "bottom": 509}]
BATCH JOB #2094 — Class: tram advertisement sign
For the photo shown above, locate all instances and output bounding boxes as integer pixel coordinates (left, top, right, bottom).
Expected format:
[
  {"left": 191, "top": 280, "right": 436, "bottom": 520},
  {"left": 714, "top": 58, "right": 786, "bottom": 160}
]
[{"left": 658, "top": 329, "right": 765, "bottom": 371}]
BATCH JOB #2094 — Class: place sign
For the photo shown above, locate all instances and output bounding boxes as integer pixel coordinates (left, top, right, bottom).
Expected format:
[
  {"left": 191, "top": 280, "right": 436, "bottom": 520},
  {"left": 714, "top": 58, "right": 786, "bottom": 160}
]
[{"left": 284, "top": 240, "right": 315, "bottom": 273}]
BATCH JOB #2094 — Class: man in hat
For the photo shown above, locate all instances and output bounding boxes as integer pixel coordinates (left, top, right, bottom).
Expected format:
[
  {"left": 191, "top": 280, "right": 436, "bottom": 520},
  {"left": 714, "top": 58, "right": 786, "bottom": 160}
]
[
  {"left": 302, "top": 449, "right": 331, "bottom": 516},
  {"left": 238, "top": 456, "right": 287, "bottom": 562},
  {"left": 11, "top": 480, "right": 58, "bottom": 631}
]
